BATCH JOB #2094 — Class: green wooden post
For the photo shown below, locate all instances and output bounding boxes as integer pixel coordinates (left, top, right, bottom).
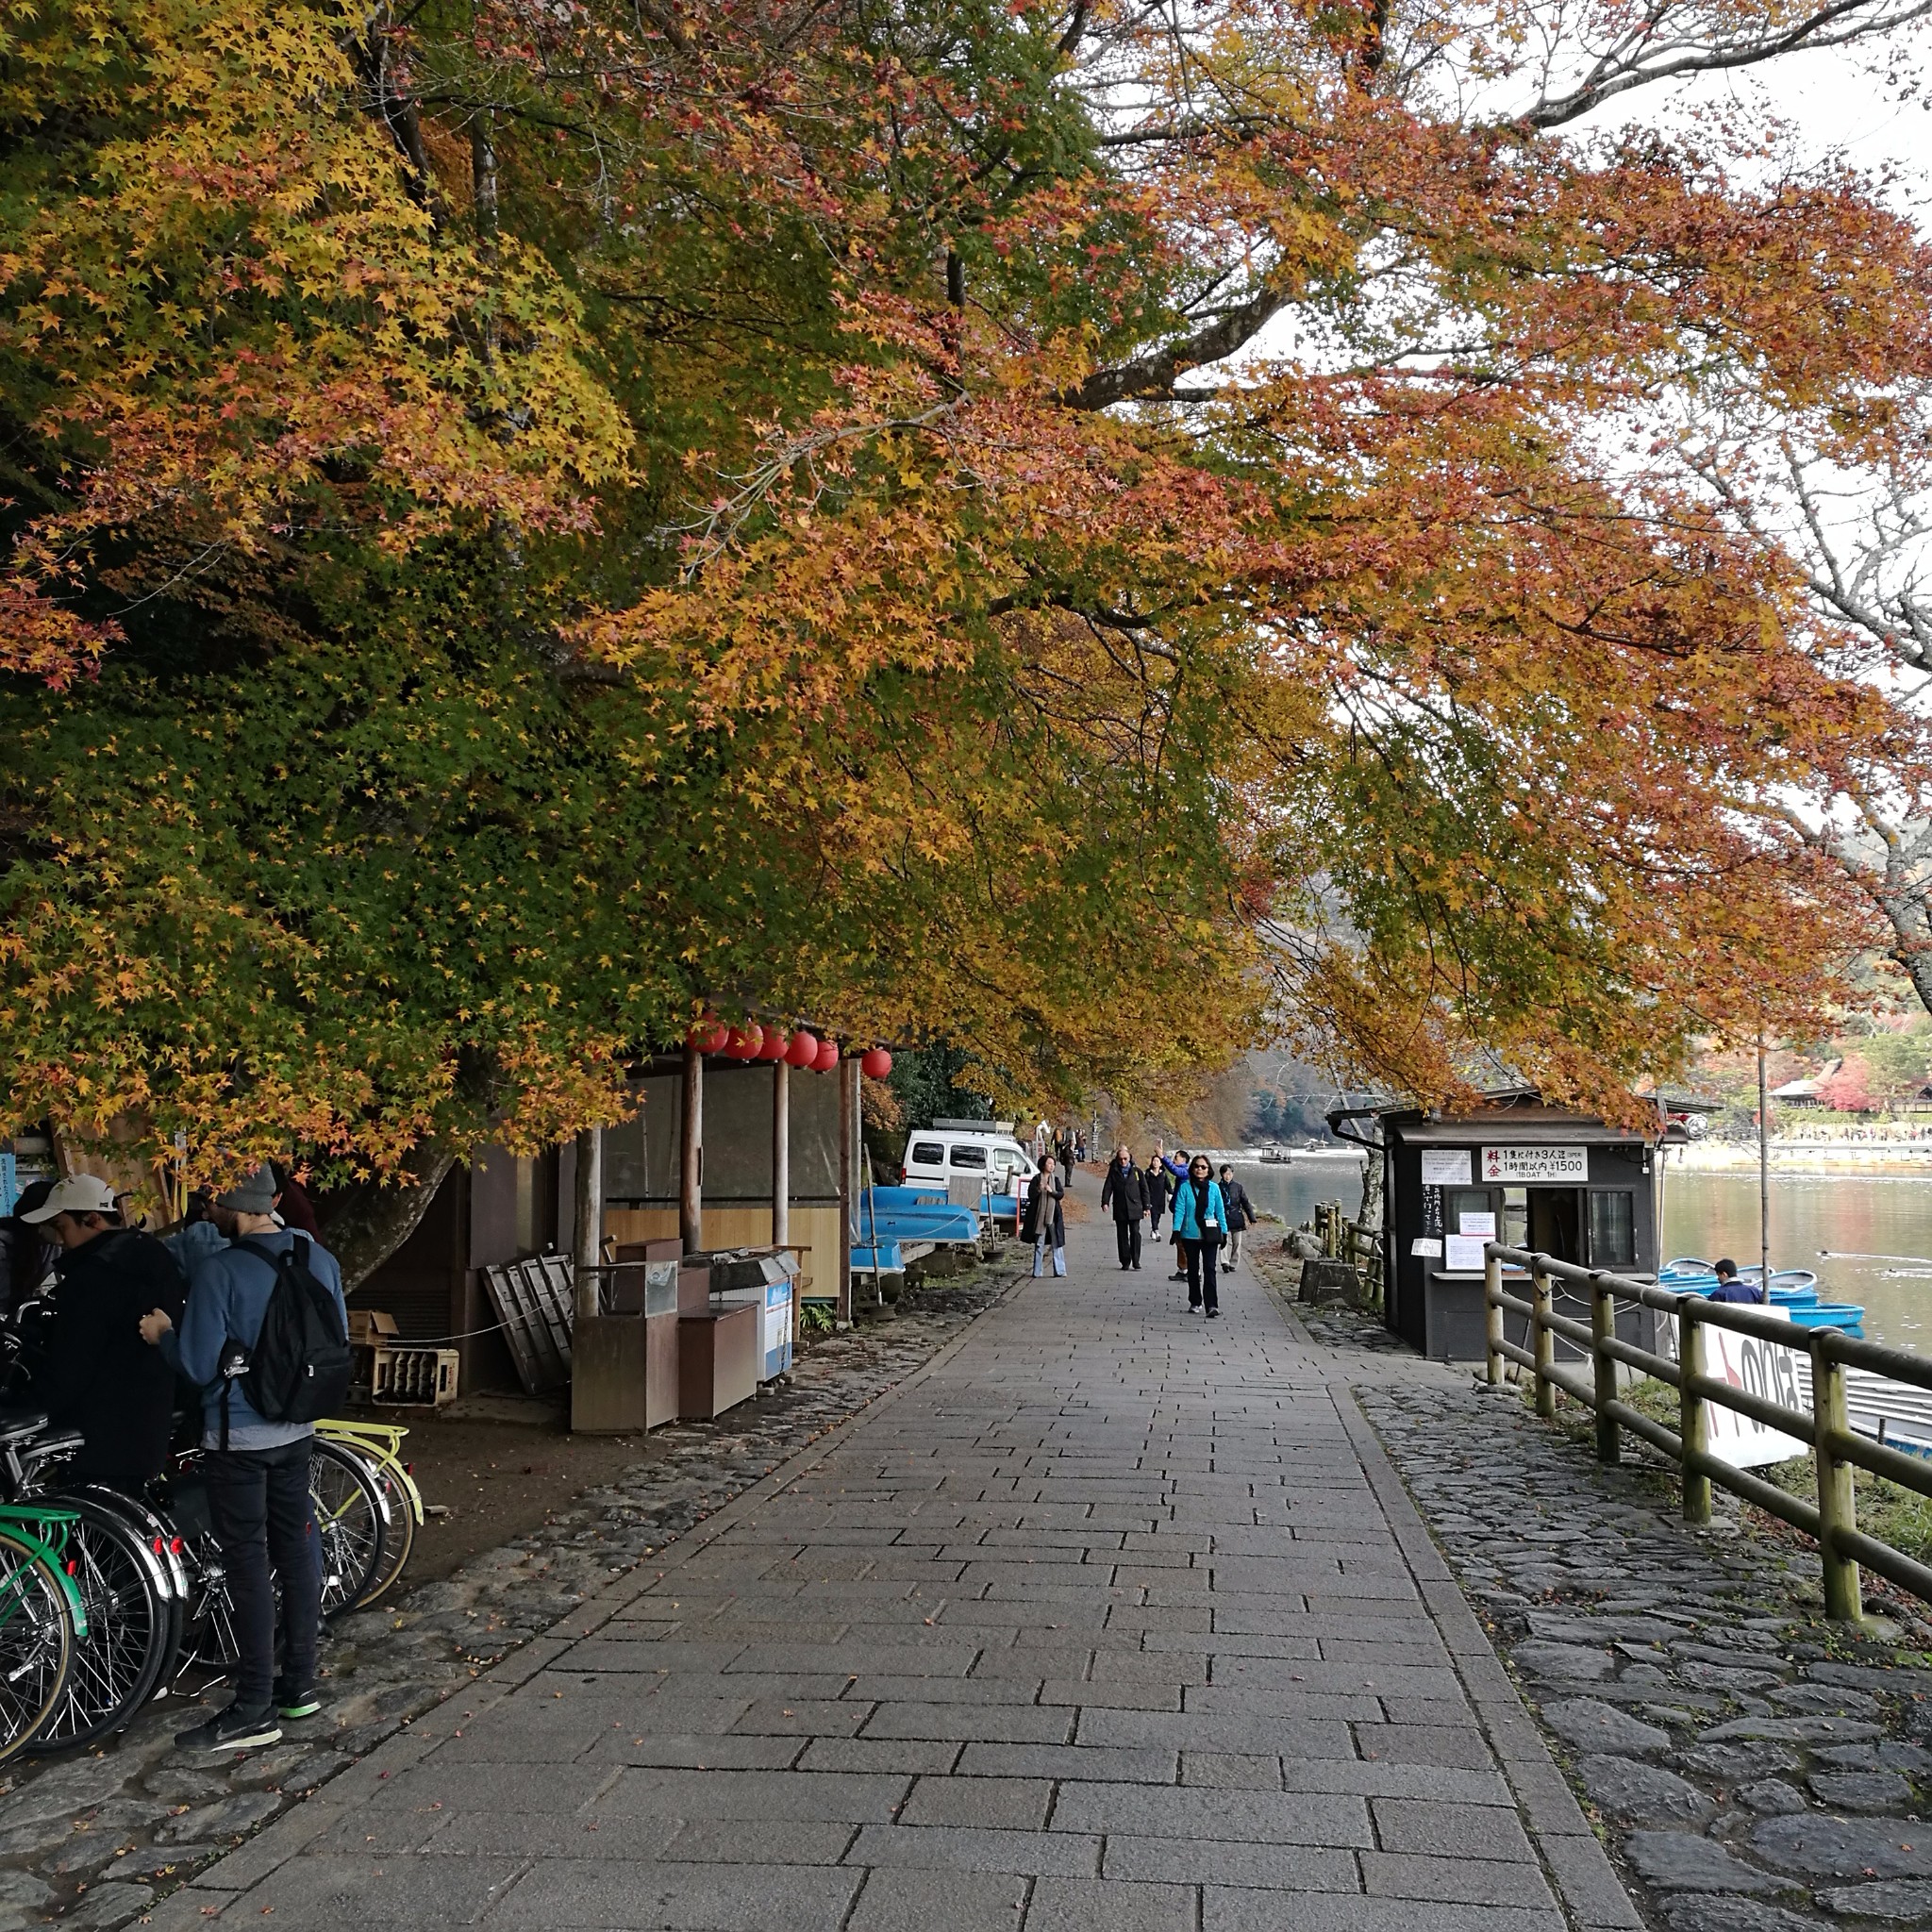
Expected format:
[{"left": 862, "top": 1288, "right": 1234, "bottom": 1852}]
[
  {"left": 1591, "top": 1274, "right": 1620, "bottom": 1464},
  {"left": 1679, "top": 1301, "right": 1711, "bottom": 1525},
  {"left": 1484, "top": 1249, "right": 1504, "bottom": 1387},
  {"left": 1531, "top": 1257, "right": 1556, "bottom": 1420},
  {"left": 1812, "top": 1337, "right": 1863, "bottom": 1624}
]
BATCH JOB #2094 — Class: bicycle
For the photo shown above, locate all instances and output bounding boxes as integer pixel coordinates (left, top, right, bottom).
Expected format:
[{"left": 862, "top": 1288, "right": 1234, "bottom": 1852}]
[
  {"left": 316, "top": 1420, "right": 423, "bottom": 1606},
  {"left": 0, "top": 1491, "right": 87, "bottom": 1764}
]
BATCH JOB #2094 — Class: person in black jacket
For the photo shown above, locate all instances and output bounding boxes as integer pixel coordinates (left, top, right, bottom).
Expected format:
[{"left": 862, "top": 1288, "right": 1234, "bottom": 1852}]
[
  {"left": 0, "top": 1178, "right": 55, "bottom": 1321},
  {"left": 22, "top": 1174, "right": 187, "bottom": 1490},
  {"left": 1218, "top": 1164, "right": 1255, "bottom": 1273},
  {"left": 1143, "top": 1154, "right": 1172, "bottom": 1237},
  {"left": 1100, "top": 1147, "right": 1148, "bottom": 1271}
]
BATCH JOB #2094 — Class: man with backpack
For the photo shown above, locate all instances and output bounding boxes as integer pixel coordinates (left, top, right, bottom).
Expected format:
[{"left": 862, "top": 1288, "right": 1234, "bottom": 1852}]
[{"left": 140, "top": 1165, "right": 350, "bottom": 1752}]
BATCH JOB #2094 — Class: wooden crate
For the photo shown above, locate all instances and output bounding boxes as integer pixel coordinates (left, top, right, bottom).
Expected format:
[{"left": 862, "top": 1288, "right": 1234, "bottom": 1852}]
[{"left": 372, "top": 1345, "right": 460, "bottom": 1407}]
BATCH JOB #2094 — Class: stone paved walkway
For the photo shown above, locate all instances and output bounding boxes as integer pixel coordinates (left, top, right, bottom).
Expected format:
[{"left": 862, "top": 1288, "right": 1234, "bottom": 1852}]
[{"left": 142, "top": 1185, "right": 1640, "bottom": 1932}]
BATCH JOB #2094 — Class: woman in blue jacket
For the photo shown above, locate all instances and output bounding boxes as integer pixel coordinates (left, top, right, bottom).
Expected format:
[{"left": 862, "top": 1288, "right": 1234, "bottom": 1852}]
[{"left": 1168, "top": 1154, "right": 1227, "bottom": 1316}]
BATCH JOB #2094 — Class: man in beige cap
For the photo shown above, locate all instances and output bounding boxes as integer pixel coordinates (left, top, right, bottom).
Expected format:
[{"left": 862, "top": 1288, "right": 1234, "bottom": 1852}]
[{"left": 21, "top": 1174, "right": 187, "bottom": 1491}]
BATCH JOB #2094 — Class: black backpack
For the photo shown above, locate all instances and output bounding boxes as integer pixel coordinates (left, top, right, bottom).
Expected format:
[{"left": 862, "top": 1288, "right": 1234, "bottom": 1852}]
[{"left": 222, "top": 1236, "right": 352, "bottom": 1441}]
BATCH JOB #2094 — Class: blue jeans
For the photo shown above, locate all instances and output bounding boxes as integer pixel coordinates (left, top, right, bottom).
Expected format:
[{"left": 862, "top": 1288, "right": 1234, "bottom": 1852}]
[{"left": 1033, "top": 1236, "right": 1067, "bottom": 1277}]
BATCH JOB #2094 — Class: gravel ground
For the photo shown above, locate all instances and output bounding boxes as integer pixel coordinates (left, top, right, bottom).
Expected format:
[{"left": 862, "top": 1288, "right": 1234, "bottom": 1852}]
[
  {"left": 0, "top": 1264, "right": 1019, "bottom": 1930},
  {"left": 1295, "top": 1304, "right": 1932, "bottom": 1932}
]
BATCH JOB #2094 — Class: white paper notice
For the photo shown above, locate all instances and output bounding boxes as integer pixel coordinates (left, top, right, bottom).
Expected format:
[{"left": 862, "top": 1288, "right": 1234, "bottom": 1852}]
[
  {"left": 1442, "top": 1235, "right": 1489, "bottom": 1271},
  {"left": 1457, "top": 1211, "right": 1497, "bottom": 1239},
  {"left": 1420, "top": 1149, "right": 1473, "bottom": 1187},
  {"left": 1410, "top": 1237, "right": 1443, "bottom": 1257}
]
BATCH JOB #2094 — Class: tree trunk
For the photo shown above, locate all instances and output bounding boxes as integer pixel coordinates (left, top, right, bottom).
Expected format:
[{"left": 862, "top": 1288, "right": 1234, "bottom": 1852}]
[{"left": 318, "top": 1141, "right": 459, "bottom": 1292}]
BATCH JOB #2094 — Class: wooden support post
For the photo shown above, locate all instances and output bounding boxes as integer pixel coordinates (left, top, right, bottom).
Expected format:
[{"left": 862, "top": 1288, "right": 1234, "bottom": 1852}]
[
  {"left": 1484, "top": 1249, "right": 1504, "bottom": 1387},
  {"left": 772, "top": 1057, "right": 790, "bottom": 1249},
  {"left": 1813, "top": 1337, "right": 1863, "bottom": 1624},
  {"left": 1531, "top": 1257, "right": 1556, "bottom": 1421},
  {"left": 572, "top": 1125, "right": 602, "bottom": 1323},
  {"left": 680, "top": 1041, "right": 704, "bottom": 1257},
  {"left": 1679, "top": 1302, "right": 1712, "bottom": 1524},
  {"left": 1591, "top": 1273, "right": 1620, "bottom": 1464}
]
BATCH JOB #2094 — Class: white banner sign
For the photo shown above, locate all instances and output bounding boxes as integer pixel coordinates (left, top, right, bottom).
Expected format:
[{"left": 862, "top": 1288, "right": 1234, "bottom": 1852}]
[
  {"left": 1659, "top": 1313, "right": 1812, "bottom": 1468},
  {"left": 1482, "top": 1144, "right": 1589, "bottom": 1183},
  {"left": 1420, "top": 1149, "right": 1473, "bottom": 1187}
]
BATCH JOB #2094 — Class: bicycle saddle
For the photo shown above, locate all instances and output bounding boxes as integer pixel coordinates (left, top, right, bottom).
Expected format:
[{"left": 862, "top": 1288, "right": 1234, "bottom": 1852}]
[{"left": 0, "top": 1409, "right": 50, "bottom": 1447}]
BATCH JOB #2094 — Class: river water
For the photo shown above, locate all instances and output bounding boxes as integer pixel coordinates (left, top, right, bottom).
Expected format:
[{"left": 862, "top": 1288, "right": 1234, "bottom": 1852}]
[{"left": 1224, "top": 1154, "right": 1932, "bottom": 1358}]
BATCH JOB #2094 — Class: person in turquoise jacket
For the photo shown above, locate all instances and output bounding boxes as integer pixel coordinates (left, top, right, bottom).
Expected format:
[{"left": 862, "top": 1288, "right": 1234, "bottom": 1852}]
[{"left": 1168, "top": 1154, "right": 1227, "bottom": 1317}]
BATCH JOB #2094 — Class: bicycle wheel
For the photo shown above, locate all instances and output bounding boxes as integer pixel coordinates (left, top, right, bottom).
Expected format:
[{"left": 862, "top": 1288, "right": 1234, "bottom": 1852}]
[
  {"left": 0, "top": 1528, "right": 75, "bottom": 1764},
  {"left": 31, "top": 1493, "right": 174, "bottom": 1753},
  {"left": 353, "top": 1454, "right": 418, "bottom": 1607},
  {"left": 309, "top": 1439, "right": 387, "bottom": 1618}
]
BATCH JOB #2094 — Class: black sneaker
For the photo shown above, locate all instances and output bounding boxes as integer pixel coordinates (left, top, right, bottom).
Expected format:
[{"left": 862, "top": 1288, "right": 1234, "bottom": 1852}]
[
  {"left": 275, "top": 1680, "right": 323, "bottom": 1721},
  {"left": 175, "top": 1704, "right": 282, "bottom": 1753},
  {"left": 1207, "top": 1308, "right": 1221, "bottom": 1319}
]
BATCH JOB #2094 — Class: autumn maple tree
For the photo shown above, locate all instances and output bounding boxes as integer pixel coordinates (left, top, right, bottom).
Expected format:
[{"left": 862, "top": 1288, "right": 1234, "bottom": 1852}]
[{"left": 6, "top": 0, "right": 1932, "bottom": 1251}]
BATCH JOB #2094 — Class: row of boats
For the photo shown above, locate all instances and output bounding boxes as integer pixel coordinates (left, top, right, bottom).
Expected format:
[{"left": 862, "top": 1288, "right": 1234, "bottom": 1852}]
[{"left": 1657, "top": 1257, "right": 1865, "bottom": 1335}]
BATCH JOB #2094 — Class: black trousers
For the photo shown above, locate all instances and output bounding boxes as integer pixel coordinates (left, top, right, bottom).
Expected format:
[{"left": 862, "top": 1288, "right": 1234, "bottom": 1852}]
[
  {"left": 1114, "top": 1219, "right": 1142, "bottom": 1267},
  {"left": 203, "top": 1437, "right": 321, "bottom": 1711},
  {"left": 1181, "top": 1236, "right": 1221, "bottom": 1312}
]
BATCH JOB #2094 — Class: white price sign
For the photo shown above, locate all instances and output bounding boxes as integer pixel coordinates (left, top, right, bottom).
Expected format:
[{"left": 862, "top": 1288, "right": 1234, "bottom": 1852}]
[
  {"left": 1420, "top": 1149, "right": 1473, "bottom": 1187},
  {"left": 1481, "top": 1145, "right": 1589, "bottom": 1183}
]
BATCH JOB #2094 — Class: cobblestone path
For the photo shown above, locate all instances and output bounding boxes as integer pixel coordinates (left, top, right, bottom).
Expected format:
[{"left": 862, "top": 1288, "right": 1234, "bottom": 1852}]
[{"left": 136, "top": 1190, "right": 1637, "bottom": 1932}]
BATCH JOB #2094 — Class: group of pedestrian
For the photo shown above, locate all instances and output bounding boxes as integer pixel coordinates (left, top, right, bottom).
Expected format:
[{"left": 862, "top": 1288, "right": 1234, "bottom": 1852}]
[
  {"left": 1101, "top": 1143, "right": 1255, "bottom": 1317},
  {"left": 2, "top": 1164, "right": 348, "bottom": 1754}
]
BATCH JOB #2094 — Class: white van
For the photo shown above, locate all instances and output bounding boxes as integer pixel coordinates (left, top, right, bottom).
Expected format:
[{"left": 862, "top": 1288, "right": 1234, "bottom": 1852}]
[{"left": 900, "top": 1124, "right": 1038, "bottom": 1196}]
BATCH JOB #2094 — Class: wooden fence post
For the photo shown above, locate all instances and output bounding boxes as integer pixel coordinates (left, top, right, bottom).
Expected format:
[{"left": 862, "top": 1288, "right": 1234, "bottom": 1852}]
[
  {"left": 1531, "top": 1257, "right": 1556, "bottom": 1420},
  {"left": 1679, "top": 1302, "right": 1711, "bottom": 1525},
  {"left": 1591, "top": 1273, "right": 1619, "bottom": 1464},
  {"left": 1812, "top": 1336, "right": 1863, "bottom": 1624},
  {"left": 1484, "top": 1249, "right": 1503, "bottom": 1387}
]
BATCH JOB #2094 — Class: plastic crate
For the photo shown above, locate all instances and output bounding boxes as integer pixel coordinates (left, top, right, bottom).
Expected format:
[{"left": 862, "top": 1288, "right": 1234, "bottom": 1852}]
[{"left": 371, "top": 1345, "right": 459, "bottom": 1407}]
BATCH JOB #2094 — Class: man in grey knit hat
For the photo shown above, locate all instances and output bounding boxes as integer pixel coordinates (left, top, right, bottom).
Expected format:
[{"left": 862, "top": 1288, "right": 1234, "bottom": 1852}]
[{"left": 142, "top": 1166, "right": 347, "bottom": 1753}]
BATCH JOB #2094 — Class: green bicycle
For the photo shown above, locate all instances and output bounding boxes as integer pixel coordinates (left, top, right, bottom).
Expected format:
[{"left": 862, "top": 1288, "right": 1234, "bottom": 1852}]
[{"left": 0, "top": 1502, "right": 88, "bottom": 1763}]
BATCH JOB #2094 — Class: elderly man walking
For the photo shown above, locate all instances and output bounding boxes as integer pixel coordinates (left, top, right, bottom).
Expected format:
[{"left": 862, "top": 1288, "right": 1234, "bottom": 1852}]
[{"left": 1100, "top": 1146, "right": 1148, "bottom": 1270}]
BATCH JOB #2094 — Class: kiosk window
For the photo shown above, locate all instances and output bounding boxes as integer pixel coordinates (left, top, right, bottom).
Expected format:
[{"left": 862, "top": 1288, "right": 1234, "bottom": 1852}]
[{"left": 1589, "top": 1191, "right": 1637, "bottom": 1269}]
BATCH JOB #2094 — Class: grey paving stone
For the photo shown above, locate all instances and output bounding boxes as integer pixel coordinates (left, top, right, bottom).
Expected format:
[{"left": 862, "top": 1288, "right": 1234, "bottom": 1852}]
[
  {"left": 1808, "top": 1770, "right": 1915, "bottom": 1812},
  {"left": 1024, "top": 1875, "right": 1197, "bottom": 1930},
  {"left": 1101, "top": 1833, "right": 1358, "bottom": 1890},
  {"left": 663, "top": 1818, "right": 858, "bottom": 1863},
  {"left": 220, "top": 1853, "right": 527, "bottom": 1927},
  {"left": 1179, "top": 1752, "right": 1282, "bottom": 1789},
  {"left": 1657, "top": 1900, "right": 1829, "bottom": 1932},
  {"left": 600, "top": 1767, "right": 908, "bottom": 1822},
  {"left": 846, "top": 1823, "right": 1101, "bottom": 1876},
  {"left": 1204, "top": 1893, "right": 1566, "bottom": 1931},
  {"left": 1360, "top": 1851, "right": 1558, "bottom": 1907},
  {"left": 954, "top": 1743, "right": 1178, "bottom": 1783},
  {"left": 1352, "top": 1724, "right": 1499, "bottom": 1770},
  {"left": 798, "top": 1738, "right": 963, "bottom": 1774},
  {"left": 1370, "top": 1797, "right": 1536, "bottom": 1861},
  {"left": 862, "top": 1702, "right": 1076, "bottom": 1744},
  {"left": 848, "top": 1867, "right": 1030, "bottom": 1932},
  {"left": 491, "top": 1857, "right": 863, "bottom": 1929},
  {"left": 1049, "top": 1781, "right": 1373, "bottom": 1847},
  {"left": 901, "top": 1776, "right": 1055, "bottom": 1829}
]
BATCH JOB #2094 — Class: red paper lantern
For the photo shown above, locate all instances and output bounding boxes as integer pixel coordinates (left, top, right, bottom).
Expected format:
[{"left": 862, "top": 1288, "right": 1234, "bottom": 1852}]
[
  {"left": 860, "top": 1048, "right": 893, "bottom": 1080},
  {"left": 813, "top": 1038, "right": 840, "bottom": 1073},
  {"left": 785, "top": 1029, "right": 818, "bottom": 1068},
  {"left": 724, "top": 1024, "right": 762, "bottom": 1060},
  {"left": 758, "top": 1027, "right": 789, "bottom": 1061},
  {"left": 689, "top": 1018, "right": 728, "bottom": 1054}
]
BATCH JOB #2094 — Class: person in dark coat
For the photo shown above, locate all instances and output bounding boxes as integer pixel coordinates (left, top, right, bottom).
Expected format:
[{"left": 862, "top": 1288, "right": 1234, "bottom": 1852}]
[
  {"left": 1100, "top": 1146, "right": 1148, "bottom": 1271},
  {"left": 1022, "top": 1156, "right": 1068, "bottom": 1278},
  {"left": 0, "top": 1178, "right": 55, "bottom": 1321},
  {"left": 1143, "top": 1154, "right": 1172, "bottom": 1237},
  {"left": 1218, "top": 1164, "right": 1255, "bottom": 1273},
  {"left": 1709, "top": 1258, "right": 1765, "bottom": 1304},
  {"left": 20, "top": 1174, "right": 188, "bottom": 1489}
]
